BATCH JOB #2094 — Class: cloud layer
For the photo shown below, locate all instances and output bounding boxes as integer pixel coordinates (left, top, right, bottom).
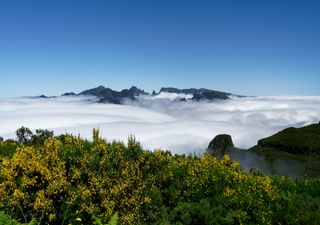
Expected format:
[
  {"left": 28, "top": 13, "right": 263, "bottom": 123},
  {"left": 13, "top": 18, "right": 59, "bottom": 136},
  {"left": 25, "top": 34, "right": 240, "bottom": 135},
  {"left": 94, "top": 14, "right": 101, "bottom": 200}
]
[{"left": 1, "top": 94, "right": 320, "bottom": 154}]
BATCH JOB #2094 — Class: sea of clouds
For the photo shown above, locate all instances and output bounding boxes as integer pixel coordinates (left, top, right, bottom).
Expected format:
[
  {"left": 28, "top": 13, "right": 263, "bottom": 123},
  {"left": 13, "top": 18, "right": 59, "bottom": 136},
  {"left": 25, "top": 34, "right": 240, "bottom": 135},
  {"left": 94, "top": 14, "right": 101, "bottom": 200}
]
[{"left": 0, "top": 94, "right": 319, "bottom": 154}]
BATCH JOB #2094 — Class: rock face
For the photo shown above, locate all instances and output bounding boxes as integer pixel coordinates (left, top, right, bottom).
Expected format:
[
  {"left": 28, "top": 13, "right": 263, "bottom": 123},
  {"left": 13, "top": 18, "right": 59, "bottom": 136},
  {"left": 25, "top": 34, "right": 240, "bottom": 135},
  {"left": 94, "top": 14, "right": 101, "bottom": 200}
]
[
  {"left": 61, "top": 92, "right": 76, "bottom": 96},
  {"left": 78, "top": 86, "right": 148, "bottom": 104},
  {"left": 192, "top": 91, "right": 229, "bottom": 101},
  {"left": 159, "top": 87, "right": 231, "bottom": 100},
  {"left": 128, "top": 86, "right": 148, "bottom": 96},
  {"left": 207, "top": 134, "right": 234, "bottom": 158}
]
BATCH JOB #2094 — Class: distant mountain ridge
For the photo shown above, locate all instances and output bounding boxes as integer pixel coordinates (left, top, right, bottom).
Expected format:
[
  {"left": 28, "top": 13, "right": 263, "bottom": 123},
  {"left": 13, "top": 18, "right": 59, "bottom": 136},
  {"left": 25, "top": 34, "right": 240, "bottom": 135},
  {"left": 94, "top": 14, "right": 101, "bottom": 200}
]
[
  {"left": 76, "top": 86, "right": 148, "bottom": 104},
  {"left": 58, "top": 85, "right": 235, "bottom": 104}
]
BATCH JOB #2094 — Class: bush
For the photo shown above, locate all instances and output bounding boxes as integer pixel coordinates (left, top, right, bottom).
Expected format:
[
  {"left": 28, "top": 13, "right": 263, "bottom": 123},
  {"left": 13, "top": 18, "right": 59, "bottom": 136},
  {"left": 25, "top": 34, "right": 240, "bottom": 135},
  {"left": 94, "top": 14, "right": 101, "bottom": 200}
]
[{"left": 0, "top": 129, "right": 319, "bottom": 224}]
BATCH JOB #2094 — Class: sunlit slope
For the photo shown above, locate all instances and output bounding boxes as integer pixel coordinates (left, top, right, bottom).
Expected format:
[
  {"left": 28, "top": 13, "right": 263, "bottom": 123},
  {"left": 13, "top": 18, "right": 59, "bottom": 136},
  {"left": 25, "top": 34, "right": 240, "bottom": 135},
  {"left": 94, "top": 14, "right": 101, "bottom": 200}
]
[{"left": 255, "top": 123, "right": 320, "bottom": 155}]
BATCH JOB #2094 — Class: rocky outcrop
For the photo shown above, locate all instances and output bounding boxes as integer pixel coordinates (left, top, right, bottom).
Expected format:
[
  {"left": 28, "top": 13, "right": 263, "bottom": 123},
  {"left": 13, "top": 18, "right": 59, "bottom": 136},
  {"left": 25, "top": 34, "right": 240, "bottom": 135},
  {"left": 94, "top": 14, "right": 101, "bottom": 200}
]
[
  {"left": 61, "top": 92, "right": 76, "bottom": 96},
  {"left": 192, "top": 91, "right": 229, "bottom": 101},
  {"left": 78, "top": 86, "right": 147, "bottom": 104},
  {"left": 159, "top": 87, "right": 230, "bottom": 100},
  {"left": 206, "top": 124, "right": 320, "bottom": 178},
  {"left": 206, "top": 133, "right": 310, "bottom": 178},
  {"left": 128, "top": 86, "right": 148, "bottom": 96},
  {"left": 207, "top": 134, "right": 234, "bottom": 158}
]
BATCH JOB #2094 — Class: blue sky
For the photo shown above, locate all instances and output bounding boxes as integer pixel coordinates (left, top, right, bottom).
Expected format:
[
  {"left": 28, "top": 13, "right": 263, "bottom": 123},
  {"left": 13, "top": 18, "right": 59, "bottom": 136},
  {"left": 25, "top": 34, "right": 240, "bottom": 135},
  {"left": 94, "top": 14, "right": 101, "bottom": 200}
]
[{"left": 0, "top": 0, "right": 319, "bottom": 97}]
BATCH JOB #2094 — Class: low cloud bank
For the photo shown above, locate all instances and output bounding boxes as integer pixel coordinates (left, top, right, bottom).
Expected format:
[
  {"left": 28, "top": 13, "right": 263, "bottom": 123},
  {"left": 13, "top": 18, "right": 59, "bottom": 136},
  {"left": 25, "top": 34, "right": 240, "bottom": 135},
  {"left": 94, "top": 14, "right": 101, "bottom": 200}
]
[{"left": 0, "top": 95, "right": 319, "bottom": 154}]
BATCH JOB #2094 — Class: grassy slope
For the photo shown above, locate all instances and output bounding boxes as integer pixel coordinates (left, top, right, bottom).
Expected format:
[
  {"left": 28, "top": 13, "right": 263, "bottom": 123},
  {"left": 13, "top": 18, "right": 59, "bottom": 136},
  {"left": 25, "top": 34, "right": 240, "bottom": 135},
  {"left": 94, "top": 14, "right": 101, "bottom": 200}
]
[
  {"left": 256, "top": 124, "right": 320, "bottom": 155},
  {"left": 248, "top": 124, "right": 320, "bottom": 177}
]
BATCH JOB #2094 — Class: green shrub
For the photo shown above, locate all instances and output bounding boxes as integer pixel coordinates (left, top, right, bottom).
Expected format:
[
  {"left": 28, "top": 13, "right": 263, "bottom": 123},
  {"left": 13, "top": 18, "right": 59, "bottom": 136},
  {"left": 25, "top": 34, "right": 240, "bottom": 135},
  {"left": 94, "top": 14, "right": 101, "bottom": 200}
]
[{"left": 0, "top": 129, "right": 320, "bottom": 225}]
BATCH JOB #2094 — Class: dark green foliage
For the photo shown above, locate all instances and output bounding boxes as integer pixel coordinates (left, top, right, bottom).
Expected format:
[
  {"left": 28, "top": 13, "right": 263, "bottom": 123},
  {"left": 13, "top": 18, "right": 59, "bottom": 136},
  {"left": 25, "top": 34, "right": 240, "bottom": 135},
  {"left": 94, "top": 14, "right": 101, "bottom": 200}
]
[
  {"left": 16, "top": 126, "right": 33, "bottom": 144},
  {"left": 247, "top": 123, "right": 320, "bottom": 178},
  {"left": 257, "top": 124, "right": 320, "bottom": 155},
  {"left": 0, "top": 211, "right": 20, "bottom": 225},
  {"left": 271, "top": 177, "right": 320, "bottom": 225},
  {"left": 167, "top": 199, "right": 226, "bottom": 225},
  {"left": 0, "top": 139, "right": 18, "bottom": 159},
  {"left": 92, "top": 213, "right": 118, "bottom": 225},
  {"left": 15, "top": 127, "right": 54, "bottom": 146},
  {"left": 31, "top": 129, "right": 54, "bottom": 146},
  {"left": 0, "top": 211, "right": 36, "bottom": 225}
]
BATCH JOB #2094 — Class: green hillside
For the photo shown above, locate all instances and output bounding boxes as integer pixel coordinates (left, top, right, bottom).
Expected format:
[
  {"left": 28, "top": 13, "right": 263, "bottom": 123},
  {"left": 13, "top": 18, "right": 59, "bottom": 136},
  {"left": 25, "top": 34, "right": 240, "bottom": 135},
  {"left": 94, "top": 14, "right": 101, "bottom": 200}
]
[{"left": 256, "top": 124, "right": 320, "bottom": 155}]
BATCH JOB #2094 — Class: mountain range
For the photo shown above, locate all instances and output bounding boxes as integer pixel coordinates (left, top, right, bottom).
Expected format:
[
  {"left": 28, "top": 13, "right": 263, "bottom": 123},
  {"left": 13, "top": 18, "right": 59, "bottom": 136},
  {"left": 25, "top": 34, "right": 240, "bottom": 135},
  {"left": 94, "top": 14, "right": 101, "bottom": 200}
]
[{"left": 38, "top": 86, "right": 236, "bottom": 104}]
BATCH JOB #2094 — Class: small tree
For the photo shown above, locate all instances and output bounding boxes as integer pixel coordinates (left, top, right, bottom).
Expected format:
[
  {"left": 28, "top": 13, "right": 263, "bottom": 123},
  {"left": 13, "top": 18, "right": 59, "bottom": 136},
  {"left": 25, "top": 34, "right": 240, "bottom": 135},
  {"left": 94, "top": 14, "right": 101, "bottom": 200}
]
[
  {"left": 31, "top": 129, "right": 54, "bottom": 145},
  {"left": 16, "top": 126, "right": 33, "bottom": 144}
]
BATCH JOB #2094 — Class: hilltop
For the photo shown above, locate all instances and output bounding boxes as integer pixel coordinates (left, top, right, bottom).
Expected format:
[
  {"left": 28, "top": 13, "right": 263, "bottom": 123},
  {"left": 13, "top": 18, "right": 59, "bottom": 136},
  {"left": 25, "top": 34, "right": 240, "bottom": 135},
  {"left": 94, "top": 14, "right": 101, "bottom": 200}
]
[
  {"left": 251, "top": 123, "right": 320, "bottom": 155},
  {"left": 207, "top": 123, "right": 320, "bottom": 178}
]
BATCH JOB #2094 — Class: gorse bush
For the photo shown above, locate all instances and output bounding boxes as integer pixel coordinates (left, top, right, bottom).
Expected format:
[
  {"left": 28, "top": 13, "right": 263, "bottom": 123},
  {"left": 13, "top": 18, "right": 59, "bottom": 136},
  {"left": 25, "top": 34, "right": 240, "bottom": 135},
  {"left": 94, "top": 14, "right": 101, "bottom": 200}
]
[
  {"left": 0, "top": 128, "right": 319, "bottom": 224},
  {"left": 0, "top": 140, "right": 68, "bottom": 223}
]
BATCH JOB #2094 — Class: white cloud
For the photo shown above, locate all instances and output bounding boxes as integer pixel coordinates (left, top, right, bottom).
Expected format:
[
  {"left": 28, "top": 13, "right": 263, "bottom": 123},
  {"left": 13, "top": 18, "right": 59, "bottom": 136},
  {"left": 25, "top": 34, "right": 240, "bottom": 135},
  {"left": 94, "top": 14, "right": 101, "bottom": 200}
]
[
  {"left": 139, "top": 92, "right": 193, "bottom": 101},
  {"left": 0, "top": 95, "right": 319, "bottom": 154}
]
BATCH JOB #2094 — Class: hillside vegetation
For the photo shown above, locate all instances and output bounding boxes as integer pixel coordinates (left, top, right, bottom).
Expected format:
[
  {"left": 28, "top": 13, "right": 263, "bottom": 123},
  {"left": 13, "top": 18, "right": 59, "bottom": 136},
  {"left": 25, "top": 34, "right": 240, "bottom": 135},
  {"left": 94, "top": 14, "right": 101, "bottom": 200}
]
[
  {"left": 0, "top": 128, "right": 319, "bottom": 225},
  {"left": 256, "top": 123, "right": 320, "bottom": 155},
  {"left": 247, "top": 123, "right": 320, "bottom": 177}
]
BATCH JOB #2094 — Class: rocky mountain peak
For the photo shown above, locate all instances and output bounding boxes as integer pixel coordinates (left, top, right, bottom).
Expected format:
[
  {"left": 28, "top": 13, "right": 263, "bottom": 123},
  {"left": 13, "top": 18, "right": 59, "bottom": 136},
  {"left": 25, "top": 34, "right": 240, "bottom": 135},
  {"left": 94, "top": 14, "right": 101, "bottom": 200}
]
[{"left": 207, "top": 134, "right": 234, "bottom": 158}]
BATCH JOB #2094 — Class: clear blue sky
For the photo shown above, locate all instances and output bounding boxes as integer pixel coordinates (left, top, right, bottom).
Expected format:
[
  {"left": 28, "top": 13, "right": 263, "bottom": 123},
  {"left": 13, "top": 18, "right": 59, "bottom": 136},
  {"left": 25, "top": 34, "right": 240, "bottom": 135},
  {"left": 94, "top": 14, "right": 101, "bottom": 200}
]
[{"left": 0, "top": 0, "right": 319, "bottom": 97}]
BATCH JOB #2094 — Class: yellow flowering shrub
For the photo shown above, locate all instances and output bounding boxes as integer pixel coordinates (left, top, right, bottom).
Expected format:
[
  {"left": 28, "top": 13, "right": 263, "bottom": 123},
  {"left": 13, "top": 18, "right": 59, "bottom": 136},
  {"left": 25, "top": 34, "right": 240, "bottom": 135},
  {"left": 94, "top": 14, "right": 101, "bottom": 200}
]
[
  {"left": 0, "top": 129, "right": 319, "bottom": 225},
  {"left": 0, "top": 139, "right": 68, "bottom": 223},
  {"left": 224, "top": 171, "right": 276, "bottom": 225}
]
